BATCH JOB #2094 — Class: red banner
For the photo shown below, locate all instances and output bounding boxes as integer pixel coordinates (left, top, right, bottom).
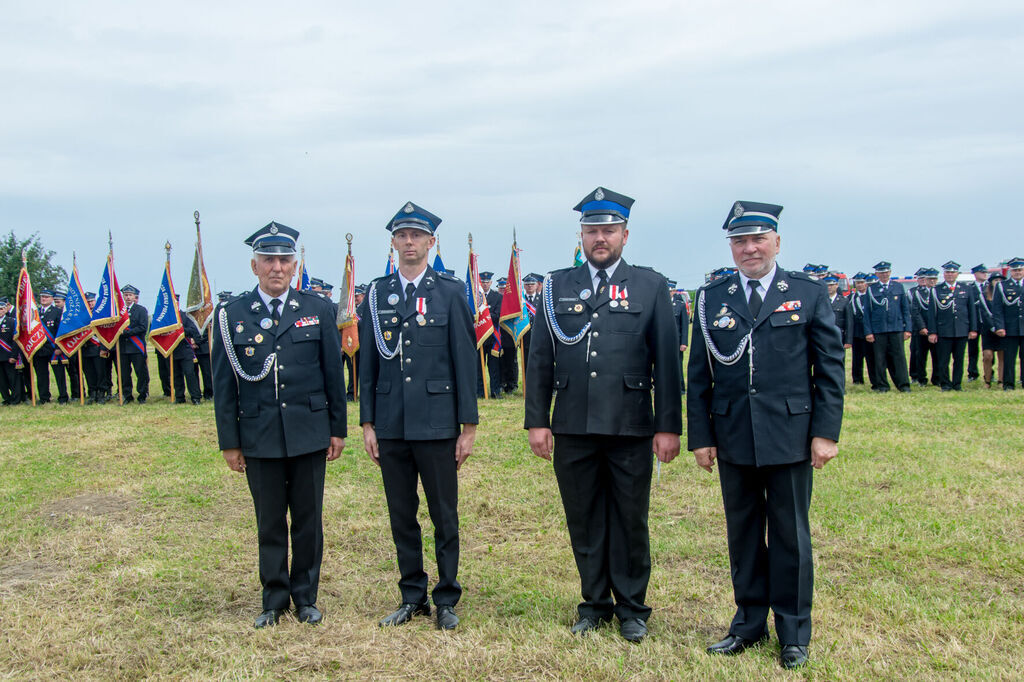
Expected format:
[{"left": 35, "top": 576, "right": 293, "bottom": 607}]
[{"left": 15, "top": 267, "right": 47, "bottom": 360}]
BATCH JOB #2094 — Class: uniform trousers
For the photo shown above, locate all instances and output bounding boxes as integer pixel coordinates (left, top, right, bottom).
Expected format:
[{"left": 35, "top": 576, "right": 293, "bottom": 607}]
[
  {"left": 966, "top": 334, "right": 980, "bottom": 379},
  {"left": 119, "top": 353, "right": 149, "bottom": 400},
  {"left": 0, "top": 361, "right": 22, "bottom": 404},
  {"left": 552, "top": 434, "right": 653, "bottom": 622},
  {"left": 1001, "top": 336, "right": 1024, "bottom": 389},
  {"left": 196, "top": 354, "right": 213, "bottom": 399},
  {"left": 851, "top": 337, "right": 874, "bottom": 385},
  {"left": 244, "top": 451, "right": 326, "bottom": 610},
  {"left": 936, "top": 337, "right": 968, "bottom": 390},
  {"left": 499, "top": 330, "right": 518, "bottom": 392},
  {"left": 872, "top": 333, "right": 911, "bottom": 391},
  {"left": 52, "top": 355, "right": 82, "bottom": 402},
  {"left": 94, "top": 355, "right": 113, "bottom": 393},
  {"left": 910, "top": 335, "right": 937, "bottom": 385},
  {"left": 343, "top": 352, "right": 359, "bottom": 400},
  {"left": 679, "top": 350, "right": 687, "bottom": 393},
  {"left": 719, "top": 458, "right": 813, "bottom": 646},
  {"left": 157, "top": 353, "right": 171, "bottom": 396},
  {"left": 378, "top": 438, "right": 461, "bottom": 606},
  {"left": 32, "top": 354, "right": 52, "bottom": 401},
  {"left": 171, "top": 357, "right": 201, "bottom": 402}
]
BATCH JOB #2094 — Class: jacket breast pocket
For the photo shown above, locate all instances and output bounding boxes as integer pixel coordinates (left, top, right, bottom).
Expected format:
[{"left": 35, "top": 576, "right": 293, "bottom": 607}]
[
  {"left": 418, "top": 313, "right": 448, "bottom": 347},
  {"left": 769, "top": 310, "right": 807, "bottom": 351},
  {"left": 290, "top": 325, "right": 321, "bottom": 363}
]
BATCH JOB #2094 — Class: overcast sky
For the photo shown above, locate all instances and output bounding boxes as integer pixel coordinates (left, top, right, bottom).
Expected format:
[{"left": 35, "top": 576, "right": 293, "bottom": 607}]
[{"left": 2, "top": 1, "right": 1022, "bottom": 298}]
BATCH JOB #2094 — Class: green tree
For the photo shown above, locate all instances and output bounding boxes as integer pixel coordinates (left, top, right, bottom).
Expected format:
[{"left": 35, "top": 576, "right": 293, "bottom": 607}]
[{"left": 0, "top": 232, "right": 68, "bottom": 301}]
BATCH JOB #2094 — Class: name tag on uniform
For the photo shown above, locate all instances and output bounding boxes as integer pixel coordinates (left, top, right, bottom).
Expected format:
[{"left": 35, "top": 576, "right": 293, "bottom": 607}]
[
  {"left": 295, "top": 316, "right": 319, "bottom": 327},
  {"left": 773, "top": 300, "right": 801, "bottom": 312}
]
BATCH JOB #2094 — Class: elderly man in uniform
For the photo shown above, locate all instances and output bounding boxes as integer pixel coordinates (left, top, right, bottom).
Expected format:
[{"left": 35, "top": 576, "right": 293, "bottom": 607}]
[
  {"left": 927, "top": 261, "right": 978, "bottom": 391},
  {"left": 118, "top": 285, "right": 150, "bottom": 404},
  {"left": 862, "top": 261, "right": 912, "bottom": 392},
  {"left": 359, "top": 202, "right": 478, "bottom": 631},
  {"left": 526, "top": 187, "right": 681, "bottom": 643},
  {"left": 991, "top": 257, "right": 1024, "bottom": 390},
  {"left": 688, "top": 201, "right": 844, "bottom": 670},
  {"left": 211, "top": 222, "right": 347, "bottom": 628}
]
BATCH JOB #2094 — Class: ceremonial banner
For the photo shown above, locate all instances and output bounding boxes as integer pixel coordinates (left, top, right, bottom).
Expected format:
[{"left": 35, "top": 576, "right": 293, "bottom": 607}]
[
  {"left": 384, "top": 248, "right": 396, "bottom": 276},
  {"left": 499, "top": 242, "right": 530, "bottom": 346},
  {"left": 432, "top": 238, "right": 446, "bottom": 274},
  {"left": 148, "top": 260, "right": 185, "bottom": 358},
  {"left": 15, "top": 264, "right": 47, "bottom": 360},
  {"left": 297, "top": 249, "right": 312, "bottom": 291},
  {"left": 466, "top": 249, "right": 496, "bottom": 350},
  {"left": 573, "top": 240, "right": 585, "bottom": 267},
  {"left": 337, "top": 239, "right": 359, "bottom": 358},
  {"left": 184, "top": 211, "right": 214, "bottom": 332},
  {"left": 90, "top": 254, "right": 129, "bottom": 349},
  {"left": 55, "top": 264, "right": 94, "bottom": 356}
]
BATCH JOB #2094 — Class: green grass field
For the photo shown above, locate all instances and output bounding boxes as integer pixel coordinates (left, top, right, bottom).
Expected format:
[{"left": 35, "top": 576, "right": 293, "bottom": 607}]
[{"left": 1, "top": 355, "right": 1022, "bottom": 680}]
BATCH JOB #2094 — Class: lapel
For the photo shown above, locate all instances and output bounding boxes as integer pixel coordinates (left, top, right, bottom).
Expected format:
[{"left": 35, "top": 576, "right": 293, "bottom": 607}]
[
  {"left": 244, "top": 287, "right": 266, "bottom": 321},
  {"left": 275, "top": 288, "right": 302, "bottom": 338},
  {"left": 593, "top": 261, "right": 632, "bottom": 311},
  {"left": 720, "top": 273, "right": 752, "bottom": 324},
  {"left": 753, "top": 267, "right": 788, "bottom": 328},
  {"left": 565, "top": 264, "right": 596, "bottom": 311}
]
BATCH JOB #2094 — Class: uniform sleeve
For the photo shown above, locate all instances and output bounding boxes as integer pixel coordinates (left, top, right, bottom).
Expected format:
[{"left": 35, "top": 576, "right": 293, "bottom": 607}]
[
  {"left": 842, "top": 300, "right": 853, "bottom": 345},
  {"left": 523, "top": 285, "right": 555, "bottom": 429},
  {"left": 448, "top": 283, "right": 479, "bottom": 425},
  {"left": 210, "top": 305, "right": 241, "bottom": 450},
  {"left": 357, "top": 296, "right": 379, "bottom": 425},
  {"left": 126, "top": 306, "right": 149, "bottom": 337},
  {"left": 679, "top": 301, "right": 690, "bottom": 346},
  {"left": 809, "top": 288, "right": 845, "bottom": 442},
  {"left": 861, "top": 297, "right": 874, "bottom": 336},
  {"left": 900, "top": 289, "right": 913, "bottom": 333},
  {"left": 685, "top": 291, "right": 715, "bottom": 450},
  {"left": 317, "top": 298, "right": 348, "bottom": 439},
  {"left": 651, "top": 279, "right": 683, "bottom": 434}
]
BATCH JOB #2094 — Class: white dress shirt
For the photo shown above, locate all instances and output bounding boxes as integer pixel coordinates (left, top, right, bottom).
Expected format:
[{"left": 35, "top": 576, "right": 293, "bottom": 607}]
[
  {"left": 738, "top": 264, "right": 777, "bottom": 304},
  {"left": 587, "top": 259, "right": 621, "bottom": 292}
]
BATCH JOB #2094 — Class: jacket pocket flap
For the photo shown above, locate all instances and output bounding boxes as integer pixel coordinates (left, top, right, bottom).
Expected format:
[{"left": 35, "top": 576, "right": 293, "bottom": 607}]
[
  {"left": 309, "top": 392, "right": 328, "bottom": 411},
  {"left": 623, "top": 374, "right": 651, "bottom": 389},
  {"left": 376, "top": 380, "right": 391, "bottom": 394},
  {"left": 610, "top": 302, "right": 643, "bottom": 313},
  {"left": 239, "top": 399, "right": 259, "bottom": 417},
  {"left": 557, "top": 302, "right": 585, "bottom": 314},
  {"left": 424, "top": 313, "right": 448, "bottom": 326},
  {"left": 233, "top": 331, "right": 268, "bottom": 345},
  {"left": 426, "top": 379, "right": 453, "bottom": 394},
  {"left": 553, "top": 374, "right": 568, "bottom": 389},
  {"left": 786, "top": 396, "right": 811, "bottom": 414},
  {"left": 770, "top": 311, "right": 805, "bottom": 327},
  {"left": 710, "top": 397, "right": 730, "bottom": 415},
  {"left": 291, "top": 325, "right": 321, "bottom": 342}
]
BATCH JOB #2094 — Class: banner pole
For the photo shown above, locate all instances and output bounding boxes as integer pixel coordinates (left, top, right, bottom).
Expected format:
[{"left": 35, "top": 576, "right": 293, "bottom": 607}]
[
  {"left": 479, "top": 347, "right": 489, "bottom": 399},
  {"left": 78, "top": 352, "right": 85, "bottom": 405},
  {"left": 353, "top": 355, "right": 358, "bottom": 401},
  {"left": 29, "top": 361, "right": 37, "bottom": 406},
  {"left": 518, "top": 343, "right": 525, "bottom": 394},
  {"left": 169, "top": 355, "right": 176, "bottom": 403},
  {"left": 115, "top": 343, "right": 124, "bottom": 405}
]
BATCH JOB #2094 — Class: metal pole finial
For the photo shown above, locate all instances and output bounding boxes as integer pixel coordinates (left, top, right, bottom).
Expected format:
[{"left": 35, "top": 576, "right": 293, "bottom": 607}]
[
  {"left": 468, "top": 233, "right": 473, "bottom": 247},
  {"left": 164, "top": 241, "right": 172, "bottom": 261},
  {"left": 194, "top": 210, "right": 200, "bottom": 223}
]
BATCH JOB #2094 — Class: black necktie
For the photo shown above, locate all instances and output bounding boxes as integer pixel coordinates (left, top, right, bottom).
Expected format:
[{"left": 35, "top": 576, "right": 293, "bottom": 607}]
[
  {"left": 405, "top": 283, "right": 416, "bottom": 312},
  {"left": 747, "top": 280, "right": 763, "bottom": 318},
  {"left": 596, "top": 269, "right": 608, "bottom": 301},
  {"left": 270, "top": 298, "right": 281, "bottom": 324}
]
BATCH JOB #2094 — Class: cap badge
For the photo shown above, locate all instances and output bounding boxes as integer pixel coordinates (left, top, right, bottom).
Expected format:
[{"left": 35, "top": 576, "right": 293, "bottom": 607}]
[
  {"left": 403, "top": 202, "right": 414, "bottom": 213},
  {"left": 594, "top": 188, "right": 605, "bottom": 201},
  {"left": 733, "top": 202, "right": 744, "bottom": 217},
  {"left": 269, "top": 225, "right": 279, "bottom": 235},
  {"left": 777, "top": 280, "right": 789, "bottom": 292},
  {"left": 580, "top": 289, "right": 592, "bottom": 300}
]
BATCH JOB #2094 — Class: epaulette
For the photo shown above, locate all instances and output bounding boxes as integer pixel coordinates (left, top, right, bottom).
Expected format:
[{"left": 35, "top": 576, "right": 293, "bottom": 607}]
[
  {"left": 437, "top": 271, "right": 461, "bottom": 283},
  {"left": 546, "top": 266, "right": 576, "bottom": 280},
  {"left": 700, "top": 275, "right": 732, "bottom": 292},
  {"left": 787, "top": 271, "right": 823, "bottom": 285}
]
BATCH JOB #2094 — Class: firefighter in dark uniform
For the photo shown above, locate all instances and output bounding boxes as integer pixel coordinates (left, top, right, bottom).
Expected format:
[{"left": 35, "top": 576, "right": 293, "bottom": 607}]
[
  {"left": 34, "top": 288, "right": 57, "bottom": 403},
  {"left": 991, "top": 257, "right": 1024, "bottom": 390},
  {"left": 50, "top": 290, "right": 81, "bottom": 404},
  {"left": 495, "top": 277, "right": 520, "bottom": 393},
  {"left": 476, "top": 272, "right": 502, "bottom": 398},
  {"left": 927, "top": 261, "right": 978, "bottom": 391},
  {"left": 668, "top": 279, "right": 690, "bottom": 394},
  {"left": 211, "top": 221, "right": 347, "bottom": 628},
  {"left": 0, "top": 297, "right": 22, "bottom": 405},
  {"left": 862, "top": 261, "right": 912, "bottom": 392},
  {"left": 525, "top": 187, "right": 682, "bottom": 644},
  {"left": 688, "top": 201, "right": 844, "bottom": 670},
  {"left": 520, "top": 273, "right": 541, "bottom": 380},
  {"left": 80, "top": 292, "right": 102, "bottom": 403},
  {"left": 909, "top": 268, "right": 936, "bottom": 387},
  {"left": 825, "top": 275, "right": 853, "bottom": 370},
  {"left": 358, "top": 202, "right": 478, "bottom": 631},
  {"left": 966, "top": 264, "right": 988, "bottom": 381},
  {"left": 849, "top": 273, "right": 874, "bottom": 385},
  {"left": 171, "top": 295, "right": 203, "bottom": 404},
  {"left": 118, "top": 285, "right": 150, "bottom": 403}
]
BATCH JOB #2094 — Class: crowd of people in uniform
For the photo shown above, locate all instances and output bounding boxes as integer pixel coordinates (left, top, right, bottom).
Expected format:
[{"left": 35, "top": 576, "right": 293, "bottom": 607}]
[{"left": 3, "top": 190, "right": 1021, "bottom": 673}]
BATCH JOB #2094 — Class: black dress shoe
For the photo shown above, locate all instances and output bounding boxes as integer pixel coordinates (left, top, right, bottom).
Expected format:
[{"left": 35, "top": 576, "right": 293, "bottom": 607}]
[
  {"left": 379, "top": 602, "right": 430, "bottom": 627},
  {"left": 435, "top": 605, "right": 458, "bottom": 630},
  {"left": 780, "top": 644, "right": 809, "bottom": 669},
  {"left": 619, "top": 618, "right": 648, "bottom": 643},
  {"left": 706, "top": 632, "right": 768, "bottom": 656},
  {"left": 570, "top": 615, "right": 608, "bottom": 635},
  {"left": 296, "top": 604, "right": 323, "bottom": 625},
  {"left": 899, "top": 387, "right": 912, "bottom": 393},
  {"left": 137, "top": 396, "right": 147, "bottom": 404},
  {"left": 254, "top": 609, "right": 286, "bottom": 628}
]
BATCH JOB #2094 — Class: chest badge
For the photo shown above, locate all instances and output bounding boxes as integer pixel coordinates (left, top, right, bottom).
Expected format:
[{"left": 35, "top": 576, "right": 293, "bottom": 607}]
[
  {"left": 235, "top": 322, "right": 244, "bottom": 333},
  {"left": 777, "top": 280, "right": 789, "bottom": 292},
  {"left": 388, "top": 293, "right": 400, "bottom": 306},
  {"left": 610, "top": 300, "right": 619, "bottom": 308},
  {"left": 384, "top": 330, "right": 392, "bottom": 340},
  {"left": 416, "top": 314, "right": 426, "bottom": 326},
  {"left": 260, "top": 318, "right": 273, "bottom": 330},
  {"left": 573, "top": 303, "right": 583, "bottom": 312},
  {"left": 244, "top": 347, "right": 255, "bottom": 356},
  {"left": 254, "top": 333, "right": 264, "bottom": 344},
  {"left": 580, "top": 289, "right": 592, "bottom": 300}
]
